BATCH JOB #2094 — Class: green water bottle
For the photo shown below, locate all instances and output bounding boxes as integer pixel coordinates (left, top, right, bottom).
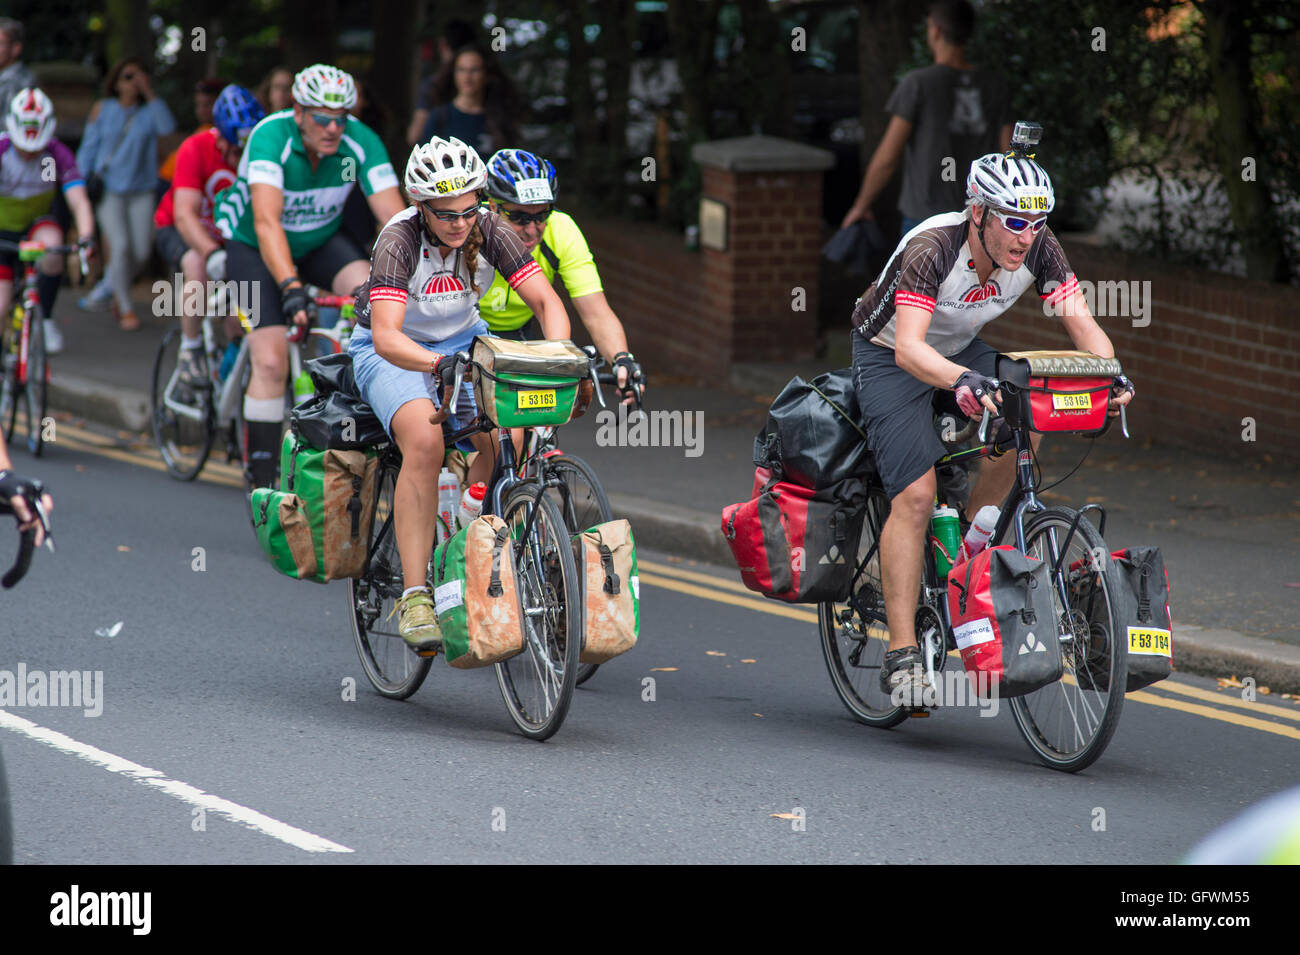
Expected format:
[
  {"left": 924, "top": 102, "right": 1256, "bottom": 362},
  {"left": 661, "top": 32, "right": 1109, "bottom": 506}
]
[
  {"left": 931, "top": 504, "right": 962, "bottom": 579},
  {"left": 293, "top": 369, "right": 315, "bottom": 402}
]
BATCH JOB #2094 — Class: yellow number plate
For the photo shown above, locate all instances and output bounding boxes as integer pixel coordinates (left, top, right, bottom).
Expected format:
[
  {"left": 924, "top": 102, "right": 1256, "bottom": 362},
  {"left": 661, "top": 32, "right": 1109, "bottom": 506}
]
[
  {"left": 1052, "top": 392, "right": 1092, "bottom": 410},
  {"left": 1018, "top": 195, "right": 1050, "bottom": 212},
  {"left": 1128, "top": 627, "right": 1171, "bottom": 657},
  {"left": 516, "top": 389, "right": 556, "bottom": 410}
]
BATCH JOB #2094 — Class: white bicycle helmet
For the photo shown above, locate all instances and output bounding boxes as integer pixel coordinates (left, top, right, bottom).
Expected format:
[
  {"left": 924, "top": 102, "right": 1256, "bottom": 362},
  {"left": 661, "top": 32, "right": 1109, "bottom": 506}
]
[
  {"left": 405, "top": 136, "right": 487, "bottom": 200},
  {"left": 291, "top": 64, "right": 356, "bottom": 110},
  {"left": 6, "top": 88, "right": 56, "bottom": 153},
  {"left": 966, "top": 152, "right": 1055, "bottom": 215}
]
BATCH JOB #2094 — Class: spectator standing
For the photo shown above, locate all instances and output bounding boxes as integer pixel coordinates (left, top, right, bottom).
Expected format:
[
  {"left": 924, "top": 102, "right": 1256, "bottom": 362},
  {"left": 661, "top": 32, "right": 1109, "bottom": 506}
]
[
  {"left": 0, "top": 19, "right": 35, "bottom": 111},
  {"left": 841, "top": 0, "right": 1012, "bottom": 236},
  {"left": 76, "top": 58, "right": 176, "bottom": 331},
  {"left": 406, "top": 18, "right": 478, "bottom": 146},
  {"left": 256, "top": 66, "right": 294, "bottom": 114},
  {"left": 417, "top": 45, "right": 519, "bottom": 159}
]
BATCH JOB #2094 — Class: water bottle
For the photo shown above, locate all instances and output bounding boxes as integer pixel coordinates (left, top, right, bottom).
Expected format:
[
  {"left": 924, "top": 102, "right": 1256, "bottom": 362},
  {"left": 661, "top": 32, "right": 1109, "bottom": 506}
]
[
  {"left": 962, "top": 505, "right": 1001, "bottom": 561},
  {"left": 218, "top": 341, "right": 239, "bottom": 382},
  {"left": 457, "top": 482, "right": 486, "bottom": 529},
  {"left": 293, "top": 368, "right": 315, "bottom": 402},
  {"left": 437, "top": 468, "right": 459, "bottom": 544},
  {"left": 930, "top": 504, "right": 962, "bottom": 579}
]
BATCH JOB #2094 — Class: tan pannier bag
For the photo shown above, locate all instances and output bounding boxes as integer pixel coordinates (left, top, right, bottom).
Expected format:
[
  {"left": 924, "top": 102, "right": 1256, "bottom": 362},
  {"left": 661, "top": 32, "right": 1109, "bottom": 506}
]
[
  {"left": 579, "top": 520, "right": 640, "bottom": 664},
  {"left": 432, "top": 515, "right": 526, "bottom": 669}
]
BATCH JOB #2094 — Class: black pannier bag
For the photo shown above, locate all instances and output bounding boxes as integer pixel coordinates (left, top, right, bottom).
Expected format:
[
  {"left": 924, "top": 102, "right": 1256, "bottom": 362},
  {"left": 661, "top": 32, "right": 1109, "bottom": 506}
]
[
  {"left": 290, "top": 354, "right": 387, "bottom": 450},
  {"left": 753, "top": 369, "right": 875, "bottom": 489}
]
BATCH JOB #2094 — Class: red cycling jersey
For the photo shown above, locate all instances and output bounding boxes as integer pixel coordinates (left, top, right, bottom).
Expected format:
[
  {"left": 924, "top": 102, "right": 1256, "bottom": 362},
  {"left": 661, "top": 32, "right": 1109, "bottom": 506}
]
[{"left": 154, "top": 128, "right": 237, "bottom": 242}]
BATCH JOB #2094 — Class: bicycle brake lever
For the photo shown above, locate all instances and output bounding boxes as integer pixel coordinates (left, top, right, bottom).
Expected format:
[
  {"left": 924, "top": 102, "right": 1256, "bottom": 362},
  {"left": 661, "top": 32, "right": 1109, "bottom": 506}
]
[
  {"left": 978, "top": 407, "right": 991, "bottom": 445},
  {"left": 32, "top": 496, "right": 53, "bottom": 552},
  {"left": 1119, "top": 402, "right": 1129, "bottom": 439}
]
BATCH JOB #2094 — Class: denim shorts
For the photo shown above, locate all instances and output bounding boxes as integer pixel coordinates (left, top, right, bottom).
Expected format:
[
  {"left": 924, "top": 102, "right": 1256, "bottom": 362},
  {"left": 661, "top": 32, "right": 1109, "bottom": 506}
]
[{"left": 348, "top": 318, "right": 487, "bottom": 439}]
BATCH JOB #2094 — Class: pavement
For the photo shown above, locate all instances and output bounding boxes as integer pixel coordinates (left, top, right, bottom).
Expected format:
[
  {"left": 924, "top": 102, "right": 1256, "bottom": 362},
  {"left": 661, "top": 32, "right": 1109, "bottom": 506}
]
[{"left": 31, "top": 278, "right": 1300, "bottom": 694}]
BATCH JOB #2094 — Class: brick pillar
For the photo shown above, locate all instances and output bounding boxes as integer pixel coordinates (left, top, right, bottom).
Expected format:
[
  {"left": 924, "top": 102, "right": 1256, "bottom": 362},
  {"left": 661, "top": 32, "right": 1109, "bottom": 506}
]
[{"left": 691, "top": 136, "right": 834, "bottom": 367}]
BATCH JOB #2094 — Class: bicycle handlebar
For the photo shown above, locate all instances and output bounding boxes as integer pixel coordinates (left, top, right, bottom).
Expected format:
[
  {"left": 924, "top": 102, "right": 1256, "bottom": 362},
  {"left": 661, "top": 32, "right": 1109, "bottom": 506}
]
[{"left": 1, "top": 481, "right": 52, "bottom": 589}]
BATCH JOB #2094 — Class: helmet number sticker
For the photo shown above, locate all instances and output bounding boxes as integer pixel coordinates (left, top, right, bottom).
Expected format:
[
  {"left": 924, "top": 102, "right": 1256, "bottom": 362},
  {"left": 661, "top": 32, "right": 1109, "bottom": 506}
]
[
  {"left": 434, "top": 175, "right": 470, "bottom": 194},
  {"left": 1017, "top": 193, "right": 1050, "bottom": 212},
  {"left": 514, "top": 177, "right": 554, "bottom": 203}
]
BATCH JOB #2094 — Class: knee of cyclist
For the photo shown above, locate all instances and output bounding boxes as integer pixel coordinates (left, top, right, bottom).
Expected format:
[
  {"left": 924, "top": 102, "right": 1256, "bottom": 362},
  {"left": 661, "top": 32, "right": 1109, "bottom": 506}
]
[
  {"left": 400, "top": 430, "right": 443, "bottom": 473},
  {"left": 892, "top": 480, "right": 937, "bottom": 526},
  {"left": 249, "top": 353, "right": 288, "bottom": 381}
]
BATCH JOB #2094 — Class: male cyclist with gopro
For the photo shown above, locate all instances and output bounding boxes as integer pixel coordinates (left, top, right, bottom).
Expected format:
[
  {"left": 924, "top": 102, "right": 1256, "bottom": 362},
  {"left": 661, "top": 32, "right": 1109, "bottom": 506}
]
[
  {"left": 154, "top": 84, "right": 264, "bottom": 394},
  {"left": 849, "top": 124, "right": 1135, "bottom": 704},
  {"left": 351, "top": 136, "right": 569, "bottom": 647},
  {"left": 213, "top": 64, "right": 405, "bottom": 488},
  {"left": 480, "top": 148, "right": 642, "bottom": 405},
  {"left": 0, "top": 88, "right": 95, "bottom": 354}
]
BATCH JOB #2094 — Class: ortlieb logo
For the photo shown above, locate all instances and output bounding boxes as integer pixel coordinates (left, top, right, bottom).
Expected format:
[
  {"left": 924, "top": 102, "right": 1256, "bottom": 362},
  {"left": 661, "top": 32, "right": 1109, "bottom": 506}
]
[{"left": 1019, "top": 631, "right": 1047, "bottom": 654}]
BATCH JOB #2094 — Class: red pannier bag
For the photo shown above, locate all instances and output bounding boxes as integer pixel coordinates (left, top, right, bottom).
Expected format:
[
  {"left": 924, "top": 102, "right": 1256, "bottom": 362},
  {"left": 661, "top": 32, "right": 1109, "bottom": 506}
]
[
  {"left": 721, "top": 469, "right": 865, "bottom": 603},
  {"left": 946, "top": 544, "right": 1062, "bottom": 698},
  {"left": 996, "top": 350, "right": 1123, "bottom": 436}
]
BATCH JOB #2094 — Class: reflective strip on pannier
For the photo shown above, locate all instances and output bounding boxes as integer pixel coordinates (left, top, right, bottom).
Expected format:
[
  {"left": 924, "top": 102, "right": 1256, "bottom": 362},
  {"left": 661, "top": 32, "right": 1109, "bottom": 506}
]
[{"left": 578, "top": 519, "right": 639, "bottom": 664}]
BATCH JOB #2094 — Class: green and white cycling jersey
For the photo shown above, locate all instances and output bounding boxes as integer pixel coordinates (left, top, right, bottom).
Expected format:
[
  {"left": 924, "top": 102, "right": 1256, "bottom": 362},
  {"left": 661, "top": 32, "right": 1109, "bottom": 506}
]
[
  {"left": 213, "top": 110, "right": 398, "bottom": 259},
  {"left": 479, "top": 210, "right": 603, "bottom": 332}
]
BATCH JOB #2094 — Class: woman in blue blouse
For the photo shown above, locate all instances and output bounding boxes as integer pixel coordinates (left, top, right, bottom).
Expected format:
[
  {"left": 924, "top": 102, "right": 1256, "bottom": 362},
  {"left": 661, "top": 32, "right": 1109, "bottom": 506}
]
[{"left": 76, "top": 58, "right": 175, "bottom": 332}]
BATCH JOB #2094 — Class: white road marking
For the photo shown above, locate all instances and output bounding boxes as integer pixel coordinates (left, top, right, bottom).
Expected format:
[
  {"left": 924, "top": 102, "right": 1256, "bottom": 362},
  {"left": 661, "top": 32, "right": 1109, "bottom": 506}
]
[{"left": 0, "top": 710, "right": 354, "bottom": 854}]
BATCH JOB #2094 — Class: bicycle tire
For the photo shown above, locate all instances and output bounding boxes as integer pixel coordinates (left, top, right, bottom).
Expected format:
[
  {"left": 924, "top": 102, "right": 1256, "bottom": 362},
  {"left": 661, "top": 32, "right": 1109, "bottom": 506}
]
[
  {"left": 349, "top": 459, "right": 433, "bottom": 699},
  {"left": 544, "top": 454, "right": 613, "bottom": 687},
  {"left": 495, "top": 485, "right": 581, "bottom": 740},
  {"left": 151, "top": 326, "right": 215, "bottom": 481},
  {"left": 0, "top": 318, "right": 17, "bottom": 444},
  {"left": 818, "top": 485, "right": 909, "bottom": 727},
  {"left": 22, "top": 304, "right": 46, "bottom": 456},
  {"left": 1009, "top": 506, "right": 1127, "bottom": 773},
  {"left": 0, "top": 744, "right": 11, "bottom": 865}
]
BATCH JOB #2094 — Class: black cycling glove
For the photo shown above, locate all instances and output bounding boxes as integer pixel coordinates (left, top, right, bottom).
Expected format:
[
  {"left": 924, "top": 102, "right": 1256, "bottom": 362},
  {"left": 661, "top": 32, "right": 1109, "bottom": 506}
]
[
  {"left": 612, "top": 352, "right": 644, "bottom": 402},
  {"left": 1111, "top": 374, "right": 1136, "bottom": 399},
  {"left": 0, "top": 469, "right": 41, "bottom": 512},
  {"left": 952, "top": 370, "right": 999, "bottom": 417},
  {"left": 281, "top": 284, "right": 310, "bottom": 324}
]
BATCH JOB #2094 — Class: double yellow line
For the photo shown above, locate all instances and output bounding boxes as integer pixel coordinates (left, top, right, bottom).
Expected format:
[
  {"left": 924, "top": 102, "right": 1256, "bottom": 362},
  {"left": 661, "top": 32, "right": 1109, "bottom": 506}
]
[
  {"left": 34, "top": 419, "right": 246, "bottom": 490},
  {"left": 640, "top": 559, "right": 1300, "bottom": 742}
]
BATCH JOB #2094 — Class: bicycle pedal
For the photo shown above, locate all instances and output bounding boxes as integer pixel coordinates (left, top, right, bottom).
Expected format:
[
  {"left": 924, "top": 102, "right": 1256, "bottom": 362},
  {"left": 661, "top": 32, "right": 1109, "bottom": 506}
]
[
  {"left": 905, "top": 706, "right": 932, "bottom": 718},
  {"left": 414, "top": 647, "right": 440, "bottom": 658}
]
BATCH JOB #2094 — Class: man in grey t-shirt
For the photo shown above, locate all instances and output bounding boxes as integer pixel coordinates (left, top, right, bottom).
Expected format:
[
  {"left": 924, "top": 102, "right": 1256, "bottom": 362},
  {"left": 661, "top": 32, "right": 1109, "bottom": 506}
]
[
  {"left": 0, "top": 19, "right": 36, "bottom": 112},
  {"left": 842, "top": 0, "right": 1013, "bottom": 236}
]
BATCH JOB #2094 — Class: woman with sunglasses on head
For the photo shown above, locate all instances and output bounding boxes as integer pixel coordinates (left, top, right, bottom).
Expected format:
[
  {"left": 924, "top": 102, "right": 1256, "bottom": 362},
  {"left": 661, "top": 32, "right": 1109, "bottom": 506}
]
[
  {"left": 76, "top": 57, "right": 176, "bottom": 332},
  {"left": 212, "top": 64, "right": 405, "bottom": 489},
  {"left": 349, "top": 136, "right": 569, "bottom": 648},
  {"left": 849, "top": 141, "right": 1136, "bottom": 705}
]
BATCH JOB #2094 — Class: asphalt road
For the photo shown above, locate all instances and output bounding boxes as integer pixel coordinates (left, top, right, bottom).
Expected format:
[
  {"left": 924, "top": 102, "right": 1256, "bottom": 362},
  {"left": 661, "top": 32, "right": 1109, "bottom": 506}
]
[{"left": 0, "top": 424, "right": 1297, "bottom": 864}]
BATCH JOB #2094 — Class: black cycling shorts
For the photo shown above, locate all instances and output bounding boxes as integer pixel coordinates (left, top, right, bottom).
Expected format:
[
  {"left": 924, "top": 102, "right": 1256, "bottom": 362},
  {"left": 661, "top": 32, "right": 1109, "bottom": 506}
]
[
  {"left": 154, "top": 225, "right": 190, "bottom": 275},
  {"left": 491, "top": 315, "right": 544, "bottom": 342},
  {"left": 851, "top": 330, "right": 999, "bottom": 501},
  {"left": 223, "top": 231, "right": 365, "bottom": 328}
]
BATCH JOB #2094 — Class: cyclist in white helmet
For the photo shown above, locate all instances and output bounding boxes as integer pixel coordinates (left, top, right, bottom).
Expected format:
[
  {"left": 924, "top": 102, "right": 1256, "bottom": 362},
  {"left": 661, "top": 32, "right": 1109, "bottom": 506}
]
[
  {"left": 350, "top": 135, "right": 570, "bottom": 647},
  {"left": 848, "top": 124, "right": 1135, "bottom": 703},
  {"left": 212, "top": 64, "right": 405, "bottom": 488}
]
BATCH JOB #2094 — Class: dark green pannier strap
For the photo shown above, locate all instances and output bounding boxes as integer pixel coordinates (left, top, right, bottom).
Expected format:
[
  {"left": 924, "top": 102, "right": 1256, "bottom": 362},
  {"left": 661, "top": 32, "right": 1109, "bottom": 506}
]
[
  {"left": 488, "top": 524, "right": 510, "bottom": 597},
  {"left": 254, "top": 495, "right": 271, "bottom": 528},
  {"left": 348, "top": 475, "right": 362, "bottom": 538},
  {"left": 1137, "top": 561, "right": 1152, "bottom": 623},
  {"left": 807, "top": 381, "right": 869, "bottom": 443},
  {"left": 599, "top": 542, "right": 620, "bottom": 595}
]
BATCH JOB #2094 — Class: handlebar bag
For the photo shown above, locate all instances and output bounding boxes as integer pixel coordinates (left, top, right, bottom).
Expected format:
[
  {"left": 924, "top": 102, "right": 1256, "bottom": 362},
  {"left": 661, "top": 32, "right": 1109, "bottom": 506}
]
[
  {"left": 753, "top": 369, "right": 875, "bottom": 489},
  {"left": 947, "top": 544, "right": 1062, "bottom": 698},
  {"left": 1073, "top": 546, "right": 1173, "bottom": 692},
  {"left": 996, "top": 351, "right": 1122, "bottom": 436},
  {"left": 280, "top": 432, "right": 378, "bottom": 582},
  {"left": 721, "top": 471, "right": 866, "bottom": 603},
  {"left": 578, "top": 519, "right": 640, "bottom": 664},
  {"left": 432, "top": 514, "right": 526, "bottom": 668},
  {"left": 250, "top": 488, "right": 318, "bottom": 581},
  {"left": 470, "top": 336, "right": 586, "bottom": 428}
]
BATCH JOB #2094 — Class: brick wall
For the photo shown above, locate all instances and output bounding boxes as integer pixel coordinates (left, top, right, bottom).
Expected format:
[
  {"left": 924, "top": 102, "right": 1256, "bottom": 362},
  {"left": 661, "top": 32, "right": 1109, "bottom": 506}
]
[{"left": 978, "top": 241, "right": 1300, "bottom": 464}]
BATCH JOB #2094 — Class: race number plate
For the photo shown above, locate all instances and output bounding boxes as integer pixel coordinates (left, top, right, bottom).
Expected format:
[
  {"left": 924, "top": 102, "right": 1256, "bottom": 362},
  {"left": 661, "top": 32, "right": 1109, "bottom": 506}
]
[
  {"left": 1128, "top": 627, "right": 1172, "bottom": 657},
  {"left": 516, "top": 389, "right": 556, "bottom": 410},
  {"left": 1052, "top": 392, "right": 1093, "bottom": 411}
]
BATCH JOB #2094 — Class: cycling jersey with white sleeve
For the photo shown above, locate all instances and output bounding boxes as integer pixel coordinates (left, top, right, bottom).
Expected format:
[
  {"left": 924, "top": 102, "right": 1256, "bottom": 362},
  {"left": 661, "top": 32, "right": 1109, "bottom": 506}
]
[
  {"left": 0, "top": 135, "right": 83, "bottom": 232},
  {"left": 850, "top": 211, "right": 1079, "bottom": 357},
  {"left": 353, "top": 206, "right": 541, "bottom": 343}
]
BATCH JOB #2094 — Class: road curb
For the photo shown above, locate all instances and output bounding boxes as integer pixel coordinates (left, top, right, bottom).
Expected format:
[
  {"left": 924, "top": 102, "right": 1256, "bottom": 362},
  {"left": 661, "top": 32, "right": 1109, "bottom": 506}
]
[{"left": 50, "top": 373, "right": 151, "bottom": 433}]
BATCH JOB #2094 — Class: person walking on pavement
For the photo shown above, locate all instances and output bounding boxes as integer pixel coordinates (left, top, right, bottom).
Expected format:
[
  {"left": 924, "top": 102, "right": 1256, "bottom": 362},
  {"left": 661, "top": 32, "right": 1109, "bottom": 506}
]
[
  {"left": 0, "top": 19, "right": 36, "bottom": 111},
  {"left": 76, "top": 57, "right": 176, "bottom": 332},
  {"left": 841, "top": 0, "right": 1013, "bottom": 238}
]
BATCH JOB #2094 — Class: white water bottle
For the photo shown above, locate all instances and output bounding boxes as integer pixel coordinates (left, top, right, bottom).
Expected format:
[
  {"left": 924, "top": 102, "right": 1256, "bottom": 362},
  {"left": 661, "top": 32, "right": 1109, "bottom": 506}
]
[
  {"left": 458, "top": 482, "right": 486, "bottom": 529},
  {"left": 962, "top": 505, "right": 1001, "bottom": 560},
  {"left": 437, "top": 468, "right": 459, "bottom": 543}
]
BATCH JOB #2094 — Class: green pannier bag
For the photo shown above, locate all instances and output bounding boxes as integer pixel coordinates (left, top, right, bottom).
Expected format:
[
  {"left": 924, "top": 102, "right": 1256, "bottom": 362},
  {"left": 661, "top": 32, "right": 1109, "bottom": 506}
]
[
  {"left": 251, "top": 488, "right": 318, "bottom": 580},
  {"left": 578, "top": 519, "right": 640, "bottom": 664},
  {"left": 471, "top": 336, "right": 588, "bottom": 428},
  {"left": 279, "top": 432, "right": 379, "bottom": 582},
  {"left": 432, "top": 514, "right": 525, "bottom": 669}
]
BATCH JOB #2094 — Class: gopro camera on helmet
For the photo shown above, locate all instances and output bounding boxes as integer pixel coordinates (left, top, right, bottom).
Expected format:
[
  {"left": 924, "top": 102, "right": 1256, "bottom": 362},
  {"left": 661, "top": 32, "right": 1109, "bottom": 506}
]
[{"left": 1010, "top": 122, "right": 1043, "bottom": 156}]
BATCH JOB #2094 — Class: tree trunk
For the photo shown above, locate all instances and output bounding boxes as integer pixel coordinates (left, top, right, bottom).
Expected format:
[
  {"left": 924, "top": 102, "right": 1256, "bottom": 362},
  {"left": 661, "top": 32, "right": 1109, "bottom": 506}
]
[
  {"left": 282, "top": 0, "right": 339, "bottom": 69},
  {"left": 736, "top": 0, "right": 792, "bottom": 137},
  {"left": 1201, "top": 0, "right": 1288, "bottom": 281},
  {"left": 372, "top": 0, "right": 417, "bottom": 157},
  {"left": 665, "top": 0, "right": 722, "bottom": 145},
  {"left": 856, "top": 0, "right": 912, "bottom": 150},
  {"left": 559, "top": 1, "right": 599, "bottom": 205},
  {"left": 104, "top": 0, "right": 152, "bottom": 65},
  {"left": 595, "top": 0, "right": 635, "bottom": 207}
]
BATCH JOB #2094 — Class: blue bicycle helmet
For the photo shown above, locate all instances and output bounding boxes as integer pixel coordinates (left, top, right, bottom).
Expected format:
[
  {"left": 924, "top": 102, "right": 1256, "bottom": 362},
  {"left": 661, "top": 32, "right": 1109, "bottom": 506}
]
[
  {"left": 485, "top": 148, "right": 558, "bottom": 204},
  {"left": 212, "top": 85, "right": 265, "bottom": 148}
]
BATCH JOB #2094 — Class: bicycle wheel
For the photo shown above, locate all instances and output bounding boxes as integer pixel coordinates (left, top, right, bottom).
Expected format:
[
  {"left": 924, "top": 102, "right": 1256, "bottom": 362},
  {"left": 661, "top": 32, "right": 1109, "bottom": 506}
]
[
  {"left": 1009, "top": 506, "right": 1127, "bottom": 773},
  {"left": 349, "top": 459, "right": 433, "bottom": 699},
  {"left": 21, "top": 305, "right": 46, "bottom": 456},
  {"left": 0, "top": 321, "right": 17, "bottom": 444},
  {"left": 545, "top": 454, "right": 612, "bottom": 687},
  {"left": 495, "top": 485, "right": 581, "bottom": 740},
  {"left": 819, "top": 485, "right": 909, "bottom": 727},
  {"left": 151, "top": 326, "right": 215, "bottom": 480}
]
